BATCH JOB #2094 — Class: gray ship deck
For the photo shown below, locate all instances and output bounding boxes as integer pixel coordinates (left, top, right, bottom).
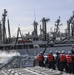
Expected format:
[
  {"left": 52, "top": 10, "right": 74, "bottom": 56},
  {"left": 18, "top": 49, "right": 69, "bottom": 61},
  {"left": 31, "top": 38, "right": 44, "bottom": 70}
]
[{"left": 1, "top": 66, "right": 70, "bottom": 75}]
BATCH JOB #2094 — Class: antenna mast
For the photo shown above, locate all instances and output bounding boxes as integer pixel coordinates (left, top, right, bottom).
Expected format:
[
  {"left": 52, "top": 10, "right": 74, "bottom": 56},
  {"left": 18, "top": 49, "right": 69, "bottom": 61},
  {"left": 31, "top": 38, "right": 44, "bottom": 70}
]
[
  {"left": 33, "top": 9, "right": 38, "bottom": 36},
  {"left": 34, "top": 9, "right": 36, "bottom": 21}
]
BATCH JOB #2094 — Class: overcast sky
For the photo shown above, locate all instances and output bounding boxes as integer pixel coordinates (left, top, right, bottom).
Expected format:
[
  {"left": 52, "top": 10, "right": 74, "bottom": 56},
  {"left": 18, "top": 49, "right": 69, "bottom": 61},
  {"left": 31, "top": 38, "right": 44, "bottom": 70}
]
[{"left": 0, "top": 0, "right": 74, "bottom": 37}]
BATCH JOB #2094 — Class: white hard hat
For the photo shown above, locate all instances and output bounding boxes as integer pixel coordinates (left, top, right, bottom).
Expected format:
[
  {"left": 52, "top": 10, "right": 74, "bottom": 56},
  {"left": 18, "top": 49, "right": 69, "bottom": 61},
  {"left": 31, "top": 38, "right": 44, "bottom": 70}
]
[
  {"left": 68, "top": 51, "right": 72, "bottom": 54},
  {"left": 61, "top": 51, "right": 65, "bottom": 54},
  {"left": 49, "top": 51, "right": 52, "bottom": 54}
]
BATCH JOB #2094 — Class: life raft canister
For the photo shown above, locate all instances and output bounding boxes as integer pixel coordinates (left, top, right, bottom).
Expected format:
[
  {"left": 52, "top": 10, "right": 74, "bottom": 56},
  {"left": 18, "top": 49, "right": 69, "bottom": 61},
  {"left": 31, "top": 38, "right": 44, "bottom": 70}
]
[{"left": 60, "top": 54, "right": 66, "bottom": 62}]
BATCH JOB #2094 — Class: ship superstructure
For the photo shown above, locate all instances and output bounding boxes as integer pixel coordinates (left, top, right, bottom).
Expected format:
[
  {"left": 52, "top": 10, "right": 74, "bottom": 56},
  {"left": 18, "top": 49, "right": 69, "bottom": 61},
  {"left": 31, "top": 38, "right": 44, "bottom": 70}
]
[{"left": 0, "top": 9, "right": 74, "bottom": 51}]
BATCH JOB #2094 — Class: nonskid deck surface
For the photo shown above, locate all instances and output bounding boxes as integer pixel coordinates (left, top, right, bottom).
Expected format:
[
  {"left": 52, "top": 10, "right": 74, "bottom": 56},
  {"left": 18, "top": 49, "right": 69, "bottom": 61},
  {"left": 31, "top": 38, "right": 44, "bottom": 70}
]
[
  {"left": 0, "top": 71, "right": 5, "bottom": 75},
  {"left": 1, "top": 66, "right": 70, "bottom": 75}
]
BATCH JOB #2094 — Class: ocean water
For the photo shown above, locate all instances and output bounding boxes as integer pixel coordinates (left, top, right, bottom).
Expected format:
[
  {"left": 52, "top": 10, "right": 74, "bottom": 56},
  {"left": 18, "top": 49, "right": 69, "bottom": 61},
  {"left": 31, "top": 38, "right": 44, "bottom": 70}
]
[{"left": 0, "top": 50, "right": 20, "bottom": 64}]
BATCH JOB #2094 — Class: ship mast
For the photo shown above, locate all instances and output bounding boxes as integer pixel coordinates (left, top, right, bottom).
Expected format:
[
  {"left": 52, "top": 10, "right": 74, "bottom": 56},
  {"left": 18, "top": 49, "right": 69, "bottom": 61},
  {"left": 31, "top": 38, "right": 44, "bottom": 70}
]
[
  {"left": 54, "top": 16, "right": 62, "bottom": 37},
  {"left": 0, "top": 21, "right": 2, "bottom": 42},
  {"left": 41, "top": 17, "right": 50, "bottom": 41},
  {"left": 67, "top": 11, "right": 74, "bottom": 38},
  {"left": 7, "top": 19, "right": 11, "bottom": 43},
  {"left": 33, "top": 21, "right": 38, "bottom": 36},
  {"left": 32, "top": 9, "right": 38, "bottom": 38},
  {"left": 2, "top": 9, "right": 7, "bottom": 43}
]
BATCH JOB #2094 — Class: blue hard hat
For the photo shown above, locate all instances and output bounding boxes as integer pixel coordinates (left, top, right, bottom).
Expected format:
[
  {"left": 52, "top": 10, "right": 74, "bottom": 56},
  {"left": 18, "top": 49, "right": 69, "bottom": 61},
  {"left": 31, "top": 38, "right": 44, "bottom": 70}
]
[
  {"left": 40, "top": 51, "right": 43, "bottom": 54},
  {"left": 55, "top": 51, "right": 58, "bottom": 54},
  {"left": 49, "top": 51, "right": 52, "bottom": 54}
]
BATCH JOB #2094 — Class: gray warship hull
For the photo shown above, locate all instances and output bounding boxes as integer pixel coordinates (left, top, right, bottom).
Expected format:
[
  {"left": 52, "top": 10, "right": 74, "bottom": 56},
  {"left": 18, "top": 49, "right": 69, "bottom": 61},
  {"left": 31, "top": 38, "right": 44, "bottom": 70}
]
[{"left": 5, "top": 46, "right": 71, "bottom": 55}]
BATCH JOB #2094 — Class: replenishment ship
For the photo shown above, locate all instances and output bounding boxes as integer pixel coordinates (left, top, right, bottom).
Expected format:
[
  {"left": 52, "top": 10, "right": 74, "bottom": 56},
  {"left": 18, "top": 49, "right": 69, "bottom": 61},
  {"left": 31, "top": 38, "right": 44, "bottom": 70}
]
[{"left": 0, "top": 9, "right": 74, "bottom": 55}]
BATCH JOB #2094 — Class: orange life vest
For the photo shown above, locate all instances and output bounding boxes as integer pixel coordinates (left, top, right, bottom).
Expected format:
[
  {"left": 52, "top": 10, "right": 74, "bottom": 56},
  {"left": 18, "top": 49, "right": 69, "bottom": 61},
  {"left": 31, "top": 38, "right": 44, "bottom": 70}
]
[
  {"left": 47, "top": 54, "right": 54, "bottom": 62},
  {"left": 37, "top": 54, "right": 43, "bottom": 61},
  {"left": 66, "top": 55, "right": 73, "bottom": 63},
  {"left": 60, "top": 54, "right": 66, "bottom": 62}
]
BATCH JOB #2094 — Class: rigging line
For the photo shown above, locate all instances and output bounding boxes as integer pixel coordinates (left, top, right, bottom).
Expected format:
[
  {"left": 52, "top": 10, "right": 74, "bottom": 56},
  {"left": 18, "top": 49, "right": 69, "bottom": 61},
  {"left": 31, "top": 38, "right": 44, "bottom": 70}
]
[
  {"left": 21, "top": 30, "right": 33, "bottom": 34},
  {"left": 22, "top": 26, "right": 33, "bottom": 30},
  {"left": 7, "top": 17, "right": 17, "bottom": 24},
  {"left": 34, "top": 9, "right": 36, "bottom": 21},
  {"left": 21, "top": 26, "right": 33, "bottom": 31},
  {"left": 12, "top": 27, "right": 33, "bottom": 36},
  {"left": 21, "top": 27, "right": 33, "bottom": 31},
  {"left": 8, "top": 16, "right": 34, "bottom": 27}
]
